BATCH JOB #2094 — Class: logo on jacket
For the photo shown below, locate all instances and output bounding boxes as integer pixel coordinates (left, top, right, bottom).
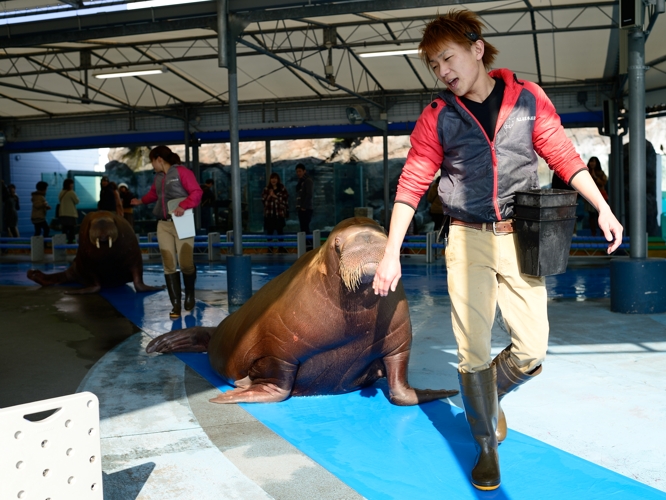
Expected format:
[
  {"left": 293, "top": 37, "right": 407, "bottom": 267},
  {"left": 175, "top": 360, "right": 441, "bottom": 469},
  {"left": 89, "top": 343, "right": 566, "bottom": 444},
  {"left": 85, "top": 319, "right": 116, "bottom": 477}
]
[
  {"left": 167, "top": 179, "right": 180, "bottom": 184},
  {"left": 517, "top": 116, "right": 536, "bottom": 122}
]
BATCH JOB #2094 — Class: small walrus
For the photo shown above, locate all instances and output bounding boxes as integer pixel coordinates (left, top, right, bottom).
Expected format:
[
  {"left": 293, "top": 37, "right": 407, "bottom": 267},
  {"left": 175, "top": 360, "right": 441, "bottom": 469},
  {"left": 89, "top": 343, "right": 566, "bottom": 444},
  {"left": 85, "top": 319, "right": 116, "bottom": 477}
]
[
  {"left": 146, "top": 217, "right": 458, "bottom": 405},
  {"left": 27, "top": 211, "right": 162, "bottom": 295}
]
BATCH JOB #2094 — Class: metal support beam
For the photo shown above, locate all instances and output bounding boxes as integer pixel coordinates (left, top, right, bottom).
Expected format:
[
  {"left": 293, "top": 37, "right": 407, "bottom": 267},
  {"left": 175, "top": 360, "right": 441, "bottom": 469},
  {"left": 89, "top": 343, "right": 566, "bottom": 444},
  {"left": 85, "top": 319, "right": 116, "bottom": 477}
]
[
  {"left": 609, "top": 131, "right": 622, "bottom": 224},
  {"left": 59, "top": 0, "right": 84, "bottom": 7},
  {"left": 0, "top": 91, "right": 52, "bottom": 116},
  {"left": 237, "top": 0, "right": 489, "bottom": 23},
  {"left": 627, "top": 28, "right": 646, "bottom": 258},
  {"left": 228, "top": 30, "right": 243, "bottom": 257},
  {"left": 379, "top": 19, "right": 428, "bottom": 90},
  {"left": 238, "top": 38, "right": 383, "bottom": 109},
  {"left": 192, "top": 137, "right": 201, "bottom": 232},
  {"left": 524, "top": 0, "right": 543, "bottom": 85},
  {"left": 383, "top": 130, "right": 389, "bottom": 230},
  {"left": 0, "top": 1, "right": 618, "bottom": 49},
  {"left": 218, "top": 0, "right": 229, "bottom": 68},
  {"left": 249, "top": 34, "right": 323, "bottom": 97},
  {"left": 184, "top": 106, "right": 191, "bottom": 166}
]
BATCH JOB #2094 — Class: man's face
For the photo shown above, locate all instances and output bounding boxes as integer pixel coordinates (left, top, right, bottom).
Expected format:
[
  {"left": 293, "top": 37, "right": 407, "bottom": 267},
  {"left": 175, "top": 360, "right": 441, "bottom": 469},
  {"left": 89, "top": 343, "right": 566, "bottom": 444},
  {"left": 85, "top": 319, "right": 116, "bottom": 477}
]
[
  {"left": 296, "top": 168, "right": 305, "bottom": 179},
  {"left": 428, "top": 39, "right": 484, "bottom": 99}
]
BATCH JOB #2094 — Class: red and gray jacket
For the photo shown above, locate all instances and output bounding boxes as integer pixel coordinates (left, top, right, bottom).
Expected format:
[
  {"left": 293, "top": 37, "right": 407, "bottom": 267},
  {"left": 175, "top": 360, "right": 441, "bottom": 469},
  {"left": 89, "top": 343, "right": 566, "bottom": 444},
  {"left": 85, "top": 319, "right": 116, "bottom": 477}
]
[
  {"left": 395, "top": 68, "right": 587, "bottom": 223},
  {"left": 141, "top": 165, "right": 203, "bottom": 220}
]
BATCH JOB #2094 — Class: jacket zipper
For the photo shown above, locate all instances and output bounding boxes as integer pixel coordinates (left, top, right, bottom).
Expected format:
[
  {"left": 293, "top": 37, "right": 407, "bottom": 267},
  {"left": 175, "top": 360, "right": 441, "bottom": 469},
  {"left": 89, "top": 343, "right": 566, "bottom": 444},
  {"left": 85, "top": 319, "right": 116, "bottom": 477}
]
[
  {"left": 455, "top": 97, "right": 502, "bottom": 221},
  {"left": 160, "top": 173, "right": 167, "bottom": 219}
]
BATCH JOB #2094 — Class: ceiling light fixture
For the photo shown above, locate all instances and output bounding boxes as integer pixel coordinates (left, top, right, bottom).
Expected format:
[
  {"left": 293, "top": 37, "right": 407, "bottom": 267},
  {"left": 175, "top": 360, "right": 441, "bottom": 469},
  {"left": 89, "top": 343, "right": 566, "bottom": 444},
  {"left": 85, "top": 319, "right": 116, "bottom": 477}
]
[
  {"left": 359, "top": 49, "right": 419, "bottom": 58},
  {"left": 93, "top": 67, "right": 168, "bottom": 79},
  {"left": 127, "top": 0, "right": 208, "bottom": 10}
]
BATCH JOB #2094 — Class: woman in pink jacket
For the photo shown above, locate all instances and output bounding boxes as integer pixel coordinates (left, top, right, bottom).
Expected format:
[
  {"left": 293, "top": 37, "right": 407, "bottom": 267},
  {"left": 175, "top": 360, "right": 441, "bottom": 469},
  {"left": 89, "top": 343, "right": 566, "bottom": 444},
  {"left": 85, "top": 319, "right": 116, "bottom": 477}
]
[{"left": 132, "top": 146, "right": 202, "bottom": 318}]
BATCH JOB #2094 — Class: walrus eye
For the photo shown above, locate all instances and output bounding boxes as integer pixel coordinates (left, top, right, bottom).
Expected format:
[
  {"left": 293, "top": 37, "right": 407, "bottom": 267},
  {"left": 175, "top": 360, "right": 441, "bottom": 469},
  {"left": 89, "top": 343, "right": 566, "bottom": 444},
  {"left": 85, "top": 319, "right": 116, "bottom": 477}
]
[
  {"left": 96, "top": 238, "right": 100, "bottom": 249},
  {"left": 109, "top": 238, "right": 113, "bottom": 248}
]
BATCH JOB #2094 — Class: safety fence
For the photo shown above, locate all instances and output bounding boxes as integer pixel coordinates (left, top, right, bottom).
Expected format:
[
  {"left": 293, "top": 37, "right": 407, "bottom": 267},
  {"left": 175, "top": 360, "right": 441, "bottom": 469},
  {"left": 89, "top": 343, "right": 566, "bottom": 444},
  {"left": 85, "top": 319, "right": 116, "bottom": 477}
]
[{"left": 0, "top": 232, "right": 652, "bottom": 264}]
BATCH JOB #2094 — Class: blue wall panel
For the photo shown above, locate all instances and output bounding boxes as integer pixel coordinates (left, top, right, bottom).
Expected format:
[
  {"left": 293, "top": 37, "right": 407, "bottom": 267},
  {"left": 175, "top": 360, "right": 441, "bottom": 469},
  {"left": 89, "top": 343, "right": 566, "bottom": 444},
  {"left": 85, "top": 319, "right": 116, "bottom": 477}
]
[{"left": 9, "top": 149, "right": 99, "bottom": 236}]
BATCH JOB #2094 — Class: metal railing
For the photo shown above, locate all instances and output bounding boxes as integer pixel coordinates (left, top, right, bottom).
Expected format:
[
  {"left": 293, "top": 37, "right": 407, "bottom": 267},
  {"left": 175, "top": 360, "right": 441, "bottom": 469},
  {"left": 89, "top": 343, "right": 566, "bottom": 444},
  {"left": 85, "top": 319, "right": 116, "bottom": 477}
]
[{"left": 0, "top": 231, "right": 648, "bottom": 263}]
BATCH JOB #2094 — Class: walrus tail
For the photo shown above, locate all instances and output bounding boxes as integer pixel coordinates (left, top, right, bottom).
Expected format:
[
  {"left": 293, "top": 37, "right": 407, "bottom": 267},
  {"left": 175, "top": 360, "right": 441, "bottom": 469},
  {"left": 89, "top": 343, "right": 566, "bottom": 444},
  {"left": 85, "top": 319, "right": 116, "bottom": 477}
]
[{"left": 145, "top": 326, "right": 216, "bottom": 354}]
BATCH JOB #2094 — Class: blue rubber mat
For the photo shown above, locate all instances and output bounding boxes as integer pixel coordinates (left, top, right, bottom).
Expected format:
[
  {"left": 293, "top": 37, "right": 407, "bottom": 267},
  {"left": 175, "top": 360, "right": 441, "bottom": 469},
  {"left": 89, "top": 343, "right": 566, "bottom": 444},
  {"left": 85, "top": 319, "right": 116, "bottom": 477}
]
[{"left": 97, "top": 286, "right": 665, "bottom": 500}]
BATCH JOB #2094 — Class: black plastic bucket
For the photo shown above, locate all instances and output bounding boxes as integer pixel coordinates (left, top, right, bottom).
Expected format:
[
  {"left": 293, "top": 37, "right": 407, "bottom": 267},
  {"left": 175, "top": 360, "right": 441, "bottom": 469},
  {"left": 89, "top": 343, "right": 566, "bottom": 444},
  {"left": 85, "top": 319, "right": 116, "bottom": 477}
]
[{"left": 514, "top": 189, "right": 578, "bottom": 277}]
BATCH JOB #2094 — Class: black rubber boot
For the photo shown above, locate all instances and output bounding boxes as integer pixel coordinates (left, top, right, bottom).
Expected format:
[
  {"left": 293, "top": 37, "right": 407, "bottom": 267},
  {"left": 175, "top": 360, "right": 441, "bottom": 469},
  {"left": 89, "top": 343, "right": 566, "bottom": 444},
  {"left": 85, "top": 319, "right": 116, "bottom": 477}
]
[
  {"left": 492, "top": 344, "right": 542, "bottom": 443},
  {"left": 164, "top": 272, "right": 181, "bottom": 319},
  {"left": 183, "top": 270, "right": 196, "bottom": 311},
  {"left": 459, "top": 367, "right": 501, "bottom": 491}
]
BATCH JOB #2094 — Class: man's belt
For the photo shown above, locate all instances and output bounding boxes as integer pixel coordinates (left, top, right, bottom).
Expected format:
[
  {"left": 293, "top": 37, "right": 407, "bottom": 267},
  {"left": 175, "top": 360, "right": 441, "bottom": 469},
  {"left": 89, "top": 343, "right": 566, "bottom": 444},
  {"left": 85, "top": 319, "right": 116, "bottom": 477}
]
[{"left": 450, "top": 218, "right": 515, "bottom": 235}]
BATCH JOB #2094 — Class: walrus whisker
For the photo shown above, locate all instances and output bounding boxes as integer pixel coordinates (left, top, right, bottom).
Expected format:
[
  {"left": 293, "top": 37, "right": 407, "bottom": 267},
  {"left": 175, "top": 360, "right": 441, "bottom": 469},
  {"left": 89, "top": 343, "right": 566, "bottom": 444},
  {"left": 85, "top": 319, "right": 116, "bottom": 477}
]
[
  {"left": 339, "top": 264, "right": 364, "bottom": 291},
  {"left": 96, "top": 238, "right": 100, "bottom": 249},
  {"left": 109, "top": 238, "right": 112, "bottom": 248}
]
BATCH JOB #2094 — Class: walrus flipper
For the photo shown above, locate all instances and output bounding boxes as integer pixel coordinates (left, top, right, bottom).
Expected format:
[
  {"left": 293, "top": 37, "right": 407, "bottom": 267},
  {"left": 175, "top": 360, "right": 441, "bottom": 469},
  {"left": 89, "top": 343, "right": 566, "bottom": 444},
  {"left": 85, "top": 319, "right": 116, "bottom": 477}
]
[
  {"left": 133, "top": 281, "right": 164, "bottom": 292},
  {"left": 210, "top": 356, "right": 298, "bottom": 404},
  {"left": 209, "top": 383, "right": 291, "bottom": 404},
  {"left": 131, "top": 268, "right": 165, "bottom": 292},
  {"left": 27, "top": 268, "right": 75, "bottom": 287},
  {"left": 383, "top": 351, "right": 459, "bottom": 406},
  {"left": 145, "top": 326, "right": 216, "bottom": 354}
]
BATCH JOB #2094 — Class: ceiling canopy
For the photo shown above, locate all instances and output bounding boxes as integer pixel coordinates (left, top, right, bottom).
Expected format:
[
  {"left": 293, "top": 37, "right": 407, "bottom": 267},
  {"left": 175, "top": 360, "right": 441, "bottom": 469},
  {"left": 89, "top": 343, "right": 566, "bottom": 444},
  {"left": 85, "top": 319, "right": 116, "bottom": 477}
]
[{"left": 0, "top": 0, "right": 664, "bottom": 149}]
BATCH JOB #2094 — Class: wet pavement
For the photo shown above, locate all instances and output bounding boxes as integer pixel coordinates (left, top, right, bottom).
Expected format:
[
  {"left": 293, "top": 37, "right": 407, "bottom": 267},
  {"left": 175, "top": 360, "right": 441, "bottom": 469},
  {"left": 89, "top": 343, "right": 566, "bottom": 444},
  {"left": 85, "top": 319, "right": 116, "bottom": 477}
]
[{"left": 1, "top": 255, "right": 664, "bottom": 499}]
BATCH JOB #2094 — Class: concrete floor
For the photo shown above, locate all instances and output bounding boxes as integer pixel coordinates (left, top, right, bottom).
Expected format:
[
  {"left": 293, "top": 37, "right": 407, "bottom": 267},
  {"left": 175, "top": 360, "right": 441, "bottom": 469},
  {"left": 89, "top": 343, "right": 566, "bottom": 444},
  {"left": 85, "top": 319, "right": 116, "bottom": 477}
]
[{"left": 1, "top": 255, "right": 665, "bottom": 499}]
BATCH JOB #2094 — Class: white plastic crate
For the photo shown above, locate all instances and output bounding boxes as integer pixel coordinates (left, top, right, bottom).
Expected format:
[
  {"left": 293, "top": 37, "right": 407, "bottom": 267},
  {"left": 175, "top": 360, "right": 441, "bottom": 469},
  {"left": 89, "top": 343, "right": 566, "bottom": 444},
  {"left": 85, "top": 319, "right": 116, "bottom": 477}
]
[{"left": 0, "top": 392, "right": 103, "bottom": 499}]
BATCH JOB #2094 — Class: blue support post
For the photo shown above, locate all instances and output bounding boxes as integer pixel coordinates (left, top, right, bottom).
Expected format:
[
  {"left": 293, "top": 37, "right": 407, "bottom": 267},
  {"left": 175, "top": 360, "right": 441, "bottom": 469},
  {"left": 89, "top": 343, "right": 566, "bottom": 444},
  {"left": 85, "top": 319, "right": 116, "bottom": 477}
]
[{"left": 610, "top": 26, "right": 666, "bottom": 313}]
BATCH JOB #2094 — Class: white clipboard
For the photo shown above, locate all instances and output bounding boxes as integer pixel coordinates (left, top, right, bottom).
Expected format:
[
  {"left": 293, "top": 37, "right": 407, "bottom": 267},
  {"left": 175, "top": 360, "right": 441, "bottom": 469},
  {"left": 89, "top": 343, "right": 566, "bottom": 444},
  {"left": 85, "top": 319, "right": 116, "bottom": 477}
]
[{"left": 167, "top": 197, "right": 196, "bottom": 239}]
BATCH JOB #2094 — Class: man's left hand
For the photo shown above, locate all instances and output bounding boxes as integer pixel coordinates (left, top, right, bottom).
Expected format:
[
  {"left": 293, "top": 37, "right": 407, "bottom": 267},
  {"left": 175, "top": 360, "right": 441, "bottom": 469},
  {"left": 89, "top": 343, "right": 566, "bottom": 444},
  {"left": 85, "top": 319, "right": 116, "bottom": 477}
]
[{"left": 173, "top": 206, "right": 185, "bottom": 217}]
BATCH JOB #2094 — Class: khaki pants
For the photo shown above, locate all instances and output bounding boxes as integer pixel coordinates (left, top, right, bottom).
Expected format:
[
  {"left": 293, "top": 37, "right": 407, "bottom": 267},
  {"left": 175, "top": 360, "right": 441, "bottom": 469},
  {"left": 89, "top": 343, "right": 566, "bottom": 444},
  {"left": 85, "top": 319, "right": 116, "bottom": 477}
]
[
  {"left": 446, "top": 224, "right": 548, "bottom": 374},
  {"left": 157, "top": 220, "right": 195, "bottom": 275}
]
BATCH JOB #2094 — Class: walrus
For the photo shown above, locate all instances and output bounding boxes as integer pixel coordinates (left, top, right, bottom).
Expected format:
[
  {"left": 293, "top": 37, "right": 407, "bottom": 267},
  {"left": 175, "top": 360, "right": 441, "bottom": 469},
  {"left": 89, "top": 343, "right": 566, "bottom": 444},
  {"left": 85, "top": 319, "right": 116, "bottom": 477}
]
[
  {"left": 27, "top": 211, "right": 162, "bottom": 295},
  {"left": 146, "top": 217, "right": 458, "bottom": 405}
]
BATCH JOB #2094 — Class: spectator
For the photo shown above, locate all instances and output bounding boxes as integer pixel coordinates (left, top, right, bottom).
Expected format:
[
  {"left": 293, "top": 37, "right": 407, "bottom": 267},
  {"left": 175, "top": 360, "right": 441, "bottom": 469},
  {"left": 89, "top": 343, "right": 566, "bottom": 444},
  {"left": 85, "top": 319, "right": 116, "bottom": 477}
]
[
  {"left": 295, "top": 163, "right": 313, "bottom": 234},
  {"left": 31, "top": 181, "right": 51, "bottom": 237},
  {"left": 98, "top": 176, "right": 122, "bottom": 216},
  {"left": 262, "top": 172, "right": 289, "bottom": 253},
  {"left": 2, "top": 181, "right": 20, "bottom": 237},
  {"left": 58, "top": 178, "right": 79, "bottom": 244},
  {"left": 200, "top": 178, "right": 215, "bottom": 231},
  {"left": 585, "top": 156, "right": 608, "bottom": 236},
  {"left": 118, "top": 183, "right": 135, "bottom": 229}
]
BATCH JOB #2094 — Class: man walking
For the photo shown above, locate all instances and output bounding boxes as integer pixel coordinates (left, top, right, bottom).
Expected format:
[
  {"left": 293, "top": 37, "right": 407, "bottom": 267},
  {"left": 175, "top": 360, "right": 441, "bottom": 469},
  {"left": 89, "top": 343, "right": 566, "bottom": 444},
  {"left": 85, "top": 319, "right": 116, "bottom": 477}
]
[{"left": 372, "top": 10, "right": 623, "bottom": 491}]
